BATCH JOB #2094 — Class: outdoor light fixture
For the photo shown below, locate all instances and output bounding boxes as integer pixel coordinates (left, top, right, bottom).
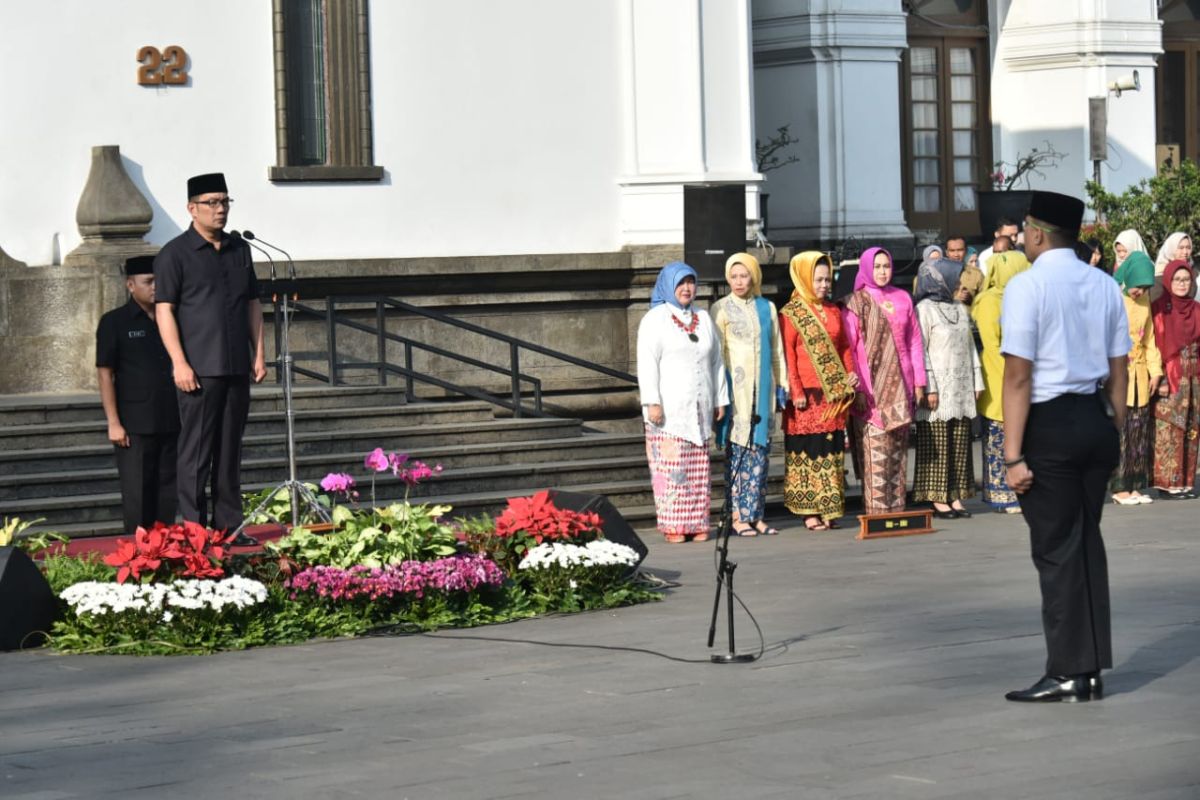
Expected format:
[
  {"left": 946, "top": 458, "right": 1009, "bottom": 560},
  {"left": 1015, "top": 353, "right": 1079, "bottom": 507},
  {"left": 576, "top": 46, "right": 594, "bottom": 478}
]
[{"left": 1107, "top": 70, "right": 1140, "bottom": 96}]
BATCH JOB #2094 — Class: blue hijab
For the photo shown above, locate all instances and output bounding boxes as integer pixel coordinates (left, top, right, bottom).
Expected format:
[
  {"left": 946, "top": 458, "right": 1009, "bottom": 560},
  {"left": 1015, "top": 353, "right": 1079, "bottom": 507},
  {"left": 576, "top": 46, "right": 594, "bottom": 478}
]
[{"left": 650, "top": 261, "right": 698, "bottom": 309}]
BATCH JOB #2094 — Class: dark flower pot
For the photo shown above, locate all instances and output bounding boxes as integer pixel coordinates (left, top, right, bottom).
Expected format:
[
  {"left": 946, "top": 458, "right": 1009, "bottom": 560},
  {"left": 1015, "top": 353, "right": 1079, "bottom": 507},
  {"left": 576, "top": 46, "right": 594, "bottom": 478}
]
[{"left": 977, "top": 190, "right": 1034, "bottom": 241}]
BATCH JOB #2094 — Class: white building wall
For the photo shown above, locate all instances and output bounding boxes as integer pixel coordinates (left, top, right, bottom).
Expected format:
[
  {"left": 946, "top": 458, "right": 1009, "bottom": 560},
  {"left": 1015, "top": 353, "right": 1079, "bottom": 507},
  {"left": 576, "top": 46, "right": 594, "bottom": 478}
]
[
  {"left": 0, "top": 1, "right": 757, "bottom": 267},
  {"left": 989, "top": 0, "right": 1162, "bottom": 199}
]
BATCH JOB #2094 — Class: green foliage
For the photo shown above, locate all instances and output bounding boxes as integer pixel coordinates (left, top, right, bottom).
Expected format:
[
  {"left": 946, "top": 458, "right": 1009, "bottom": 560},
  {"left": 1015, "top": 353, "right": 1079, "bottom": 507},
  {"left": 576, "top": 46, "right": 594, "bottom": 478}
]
[
  {"left": 40, "top": 552, "right": 116, "bottom": 594},
  {"left": 2, "top": 516, "right": 67, "bottom": 556},
  {"left": 518, "top": 563, "right": 661, "bottom": 614},
  {"left": 457, "top": 513, "right": 531, "bottom": 576},
  {"left": 1085, "top": 159, "right": 1200, "bottom": 258},
  {"left": 242, "top": 484, "right": 330, "bottom": 526},
  {"left": 266, "top": 503, "right": 459, "bottom": 569}
]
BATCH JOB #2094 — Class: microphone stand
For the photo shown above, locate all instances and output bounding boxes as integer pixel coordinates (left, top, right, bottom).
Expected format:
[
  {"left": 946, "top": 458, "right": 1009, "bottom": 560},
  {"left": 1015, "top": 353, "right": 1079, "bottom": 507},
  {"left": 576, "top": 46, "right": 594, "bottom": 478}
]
[
  {"left": 232, "top": 231, "right": 331, "bottom": 534},
  {"left": 706, "top": 375, "right": 758, "bottom": 664}
]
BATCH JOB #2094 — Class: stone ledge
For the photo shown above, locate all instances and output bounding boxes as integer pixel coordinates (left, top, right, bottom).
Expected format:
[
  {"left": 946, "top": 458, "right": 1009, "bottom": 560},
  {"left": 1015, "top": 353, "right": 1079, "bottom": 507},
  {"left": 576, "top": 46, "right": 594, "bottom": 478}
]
[{"left": 267, "top": 165, "right": 385, "bottom": 182}]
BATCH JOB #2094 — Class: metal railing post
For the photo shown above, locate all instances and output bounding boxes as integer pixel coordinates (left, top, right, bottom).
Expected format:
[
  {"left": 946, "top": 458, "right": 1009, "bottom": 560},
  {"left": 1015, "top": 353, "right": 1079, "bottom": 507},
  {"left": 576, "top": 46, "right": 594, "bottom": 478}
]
[
  {"left": 376, "top": 301, "right": 387, "bottom": 386},
  {"left": 404, "top": 342, "right": 415, "bottom": 402},
  {"left": 510, "top": 342, "right": 521, "bottom": 418},
  {"left": 326, "top": 298, "right": 338, "bottom": 386}
]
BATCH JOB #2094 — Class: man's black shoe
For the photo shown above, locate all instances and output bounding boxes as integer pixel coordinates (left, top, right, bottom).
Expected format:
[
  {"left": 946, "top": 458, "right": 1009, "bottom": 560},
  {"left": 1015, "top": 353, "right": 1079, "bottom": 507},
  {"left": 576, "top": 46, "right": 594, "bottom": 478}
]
[
  {"left": 1005, "top": 674, "right": 1091, "bottom": 703},
  {"left": 226, "top": 531, "right": 259, "bottom": 548}
]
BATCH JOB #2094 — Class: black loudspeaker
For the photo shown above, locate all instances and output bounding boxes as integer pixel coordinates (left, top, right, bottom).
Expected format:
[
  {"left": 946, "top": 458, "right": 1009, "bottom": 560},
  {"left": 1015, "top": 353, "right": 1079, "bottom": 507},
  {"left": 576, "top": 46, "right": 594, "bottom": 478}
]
[
  {"left": 0, "top": 547, "right": 58, "bottom": 651},
  {"left": 547, "top": 490, "right": 648, "bottom": 572},
  {"left": 684, "top": 184, "right": 746, "bottom": 281}
]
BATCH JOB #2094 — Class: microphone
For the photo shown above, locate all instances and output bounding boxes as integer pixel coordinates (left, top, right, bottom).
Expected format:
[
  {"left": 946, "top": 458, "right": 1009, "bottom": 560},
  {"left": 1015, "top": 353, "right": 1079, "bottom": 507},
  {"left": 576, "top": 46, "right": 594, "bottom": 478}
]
[
  {"left": 242, "top": 230, "right": 295, "bottom": 280},
  {"left": 230, "top": 230, "right": 276, "bottom": 281}
]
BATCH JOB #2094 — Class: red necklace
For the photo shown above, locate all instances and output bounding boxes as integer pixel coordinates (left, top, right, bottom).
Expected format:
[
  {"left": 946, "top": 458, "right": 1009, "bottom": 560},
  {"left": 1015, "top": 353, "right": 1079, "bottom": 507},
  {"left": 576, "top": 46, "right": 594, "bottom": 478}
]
[{"left": 670, "top": 312, "right": 700, "bottom": 342}]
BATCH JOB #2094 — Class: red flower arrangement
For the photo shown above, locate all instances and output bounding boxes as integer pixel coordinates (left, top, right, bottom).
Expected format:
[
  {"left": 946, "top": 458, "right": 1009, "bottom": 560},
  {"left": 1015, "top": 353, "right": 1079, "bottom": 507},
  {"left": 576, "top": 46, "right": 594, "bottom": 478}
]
[
  {"left": 103, "top": 521, "right": 229, "bottom": 584},
  {"left": 493, "top": 490, "right": 603, "bottom": 544}
]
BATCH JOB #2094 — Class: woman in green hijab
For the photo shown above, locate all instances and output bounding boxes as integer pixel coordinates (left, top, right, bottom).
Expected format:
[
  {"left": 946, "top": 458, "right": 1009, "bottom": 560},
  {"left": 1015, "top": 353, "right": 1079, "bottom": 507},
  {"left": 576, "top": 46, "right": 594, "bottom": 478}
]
[{"left": 1110, "top": 251, "right": 1163, "bottom": 505}]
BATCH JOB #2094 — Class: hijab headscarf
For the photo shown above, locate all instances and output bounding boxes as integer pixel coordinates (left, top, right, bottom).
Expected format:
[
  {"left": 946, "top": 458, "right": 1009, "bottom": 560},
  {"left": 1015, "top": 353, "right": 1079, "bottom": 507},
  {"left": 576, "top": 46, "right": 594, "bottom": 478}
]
[
  {"left": 1118, "top": 251, "right": 1155, "bottom": 294},
  {"left": 978, "top": 251, "right": 1031, "bottom": 300},
  {"left": 1153, "top": 260, "right": 1200, "bottom": 392},
  {"left": 1114, "top": 229, "right": 1148, "bottom": 267},
  {"left": 854, "top": 246, "right": 902, "bottom": 299},
  {"left": 788, "top": 251, "right": 832, "bottom": 306},
  {"left": 724, "top": 252, "right": 762, "bottom": 297},
  {"left": 914, "top": 258, "right": 963, "bottom": 304},
  {"left": 650, "top": 261, "right": 698, "bottom": 309},
  {"left": 1155, "top": 232, "right": 1191, "bottom": 276}
]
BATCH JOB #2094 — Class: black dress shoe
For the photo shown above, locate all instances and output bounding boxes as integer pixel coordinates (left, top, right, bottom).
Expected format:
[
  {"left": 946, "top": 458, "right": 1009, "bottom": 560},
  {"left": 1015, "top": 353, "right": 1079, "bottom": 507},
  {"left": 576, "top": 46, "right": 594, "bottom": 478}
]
[
  {"left": 1086, "top": 672, "right": 1104, "bottom": 698},
  {"left": 226, "top": 531, "right": 259, "bottom": 548},
  {"left": 951, "top": 507, "right": 973, "bottom": 519},
  {"left": 932, "top": 508, "right": 959, "bottom": 520},
  {"left": 1005, "top": 674, "right": 1091, "bottom": 703}
]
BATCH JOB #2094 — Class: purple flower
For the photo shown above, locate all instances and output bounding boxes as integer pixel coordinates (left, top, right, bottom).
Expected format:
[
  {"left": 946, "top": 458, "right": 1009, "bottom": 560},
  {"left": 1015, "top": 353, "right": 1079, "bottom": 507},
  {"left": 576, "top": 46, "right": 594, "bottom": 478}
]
[
  {"left": 320, "top": 472, "right": 356, "bottom": 494},
  {"left": 364, "top": 448, "right": 389, "bottom": 473},
  {"left": 287, "top": 555, "right": 506, "bottom": 603}
]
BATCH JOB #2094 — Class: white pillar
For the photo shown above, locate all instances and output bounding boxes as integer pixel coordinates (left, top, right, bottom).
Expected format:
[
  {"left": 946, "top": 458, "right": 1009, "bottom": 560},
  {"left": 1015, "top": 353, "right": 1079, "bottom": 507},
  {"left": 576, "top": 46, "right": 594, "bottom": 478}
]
[
  {"left": 991, "top": 0, "right": 1162, "bottom": 197},
  {"left": 752, "top": 0, "right": 911, "bottom": 243},
  {"left": 617, "top": 0, "right": 761, "bottom": 246}
]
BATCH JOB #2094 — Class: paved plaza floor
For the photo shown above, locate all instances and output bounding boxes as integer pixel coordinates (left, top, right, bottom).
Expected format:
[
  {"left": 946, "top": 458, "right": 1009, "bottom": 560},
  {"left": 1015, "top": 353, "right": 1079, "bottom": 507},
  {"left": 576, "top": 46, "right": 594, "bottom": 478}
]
[{"left": 3, "top": 498, "right": 1198, "bottom": 799}]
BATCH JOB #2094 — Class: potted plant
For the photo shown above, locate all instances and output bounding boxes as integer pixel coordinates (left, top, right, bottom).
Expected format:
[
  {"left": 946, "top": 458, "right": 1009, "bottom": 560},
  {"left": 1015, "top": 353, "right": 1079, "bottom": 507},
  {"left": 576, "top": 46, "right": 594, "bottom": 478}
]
[{"left": 977, "top": 141, "right": 1067, "bottom": 238}]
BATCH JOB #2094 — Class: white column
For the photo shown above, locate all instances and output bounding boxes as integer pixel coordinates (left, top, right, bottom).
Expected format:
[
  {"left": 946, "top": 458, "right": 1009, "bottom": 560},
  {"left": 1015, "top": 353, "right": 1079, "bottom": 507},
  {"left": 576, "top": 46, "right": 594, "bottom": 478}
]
[
  {"left": 752, "top": 0, "right": 911, "bottom": 243},
  {"left": 991, "top": 0, "right": 1162, "bottom": 197},
  {"left": 618, "top": 0, "right": 761, "bottom": 246}
]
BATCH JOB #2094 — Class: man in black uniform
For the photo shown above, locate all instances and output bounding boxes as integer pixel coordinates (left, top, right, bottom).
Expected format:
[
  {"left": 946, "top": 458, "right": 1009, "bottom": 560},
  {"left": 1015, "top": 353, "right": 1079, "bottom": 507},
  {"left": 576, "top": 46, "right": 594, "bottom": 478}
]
[
  {"left": 96, "top": 255, "right": 180, "bottom": 534},
  {"left": 154, "top": 173, "right": 266, "bottom": 544}
]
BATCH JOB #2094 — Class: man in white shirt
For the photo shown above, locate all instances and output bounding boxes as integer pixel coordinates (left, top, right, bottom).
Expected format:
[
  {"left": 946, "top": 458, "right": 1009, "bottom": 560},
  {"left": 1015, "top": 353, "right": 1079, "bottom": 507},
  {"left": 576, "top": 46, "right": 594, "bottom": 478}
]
[
  {"left": 977, "top": 217, "right": 1021, "bottom": 279},
  {"left": 999, "top": 191, "right": 1129, "bottom": 703}
]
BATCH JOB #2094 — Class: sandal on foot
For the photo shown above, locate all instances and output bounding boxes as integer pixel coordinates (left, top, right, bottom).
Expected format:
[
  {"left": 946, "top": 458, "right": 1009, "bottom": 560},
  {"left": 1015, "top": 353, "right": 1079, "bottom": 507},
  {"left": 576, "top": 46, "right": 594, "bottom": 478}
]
[
  {"left": 752, "top": 521, "right": 779, "bottom": 536},
  {"left": 803, "top": 517, "right": 827, "bottom": 531},
  {"left": 733, "top": 522, "right": 758, "bottom": 537},
  {"left": 690, "top": 532, "right": 710, "bottom": 542},
  {"left": 664, "top": 533, "right": 687, "bottom": 544}
]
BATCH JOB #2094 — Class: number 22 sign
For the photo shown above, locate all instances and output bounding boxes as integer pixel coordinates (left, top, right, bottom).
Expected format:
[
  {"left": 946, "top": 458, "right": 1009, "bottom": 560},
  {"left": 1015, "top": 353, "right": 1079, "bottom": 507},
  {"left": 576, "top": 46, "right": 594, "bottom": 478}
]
[{"left": 137, "top": 46, "right": 189, "bottom": 85}]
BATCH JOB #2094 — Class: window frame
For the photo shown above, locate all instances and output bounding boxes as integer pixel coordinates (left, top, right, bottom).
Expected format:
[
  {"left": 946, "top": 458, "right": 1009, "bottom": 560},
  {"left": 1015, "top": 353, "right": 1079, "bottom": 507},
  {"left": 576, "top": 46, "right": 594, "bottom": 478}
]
[
  {"left": 270, "top": 0, "right": 384, "bottom": 182},
  {"left": 900, "top": 30, "right": 992, "bottom": 238}
]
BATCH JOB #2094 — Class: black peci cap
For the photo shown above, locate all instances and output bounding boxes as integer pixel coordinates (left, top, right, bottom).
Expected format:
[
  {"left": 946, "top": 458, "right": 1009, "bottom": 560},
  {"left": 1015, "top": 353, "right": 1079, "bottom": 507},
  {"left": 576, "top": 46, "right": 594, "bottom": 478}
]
[
  {"left": 187, "top": 172, "right": 227, "bottom": 199},
  {"left": 1027, "top": 191, "right": 1085, "bottom": 234},
  {"left": 124, "top": 255, "right": 156, "bottom": 276}
]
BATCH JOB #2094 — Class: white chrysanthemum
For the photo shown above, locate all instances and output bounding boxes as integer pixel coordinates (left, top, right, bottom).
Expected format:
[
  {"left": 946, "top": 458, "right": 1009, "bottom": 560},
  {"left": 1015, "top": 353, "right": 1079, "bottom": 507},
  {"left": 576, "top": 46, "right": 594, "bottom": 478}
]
[
  {"left": 518, "top": 539, "right": 639, "bottom": 570},
  {"left": 62, "top": 577, "right": 268, "bottom": 618}
]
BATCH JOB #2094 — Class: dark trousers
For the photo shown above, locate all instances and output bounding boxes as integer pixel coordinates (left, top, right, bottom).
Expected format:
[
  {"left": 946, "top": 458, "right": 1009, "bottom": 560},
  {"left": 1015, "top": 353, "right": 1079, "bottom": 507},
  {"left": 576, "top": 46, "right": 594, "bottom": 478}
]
[
  {"left": 176, "top": 375, "right": 250, "bottom": 532},
  {"left": 1016, "top": 391, "right": 1119, "bottom": 676},
  {"left": 114, "top": 432, "right": 178, "bottom": 535}
]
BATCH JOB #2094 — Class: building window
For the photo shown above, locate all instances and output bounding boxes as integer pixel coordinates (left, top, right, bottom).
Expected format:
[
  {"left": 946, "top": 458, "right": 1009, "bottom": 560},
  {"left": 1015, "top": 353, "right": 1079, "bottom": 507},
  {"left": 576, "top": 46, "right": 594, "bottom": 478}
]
[
  {"left": 270, "top": 0, "right": 383, "bottom": 181},
  {"left": 1159, "top": 1, "right": 1200, "bottom": 165},
  {"left": 901, "top": 38, "right": 990, "bottom": 237}
]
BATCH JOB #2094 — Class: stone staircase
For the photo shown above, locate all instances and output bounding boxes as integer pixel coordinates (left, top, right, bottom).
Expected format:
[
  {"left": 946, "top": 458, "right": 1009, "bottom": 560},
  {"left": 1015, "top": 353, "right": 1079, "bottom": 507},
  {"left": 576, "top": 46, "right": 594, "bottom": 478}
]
[{"left": 0, "top": 386, "right": 794, "bottom": 539}]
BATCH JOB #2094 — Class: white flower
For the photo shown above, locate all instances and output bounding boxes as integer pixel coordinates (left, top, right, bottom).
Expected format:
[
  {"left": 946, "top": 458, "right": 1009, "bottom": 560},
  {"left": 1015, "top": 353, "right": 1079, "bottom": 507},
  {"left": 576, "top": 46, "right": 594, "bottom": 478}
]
[
  {"left": 61, "top": 577, "right": 269, "bottom": 619},
  {"left": 517, "top": 539, "right": 639, "bottom": 571}
]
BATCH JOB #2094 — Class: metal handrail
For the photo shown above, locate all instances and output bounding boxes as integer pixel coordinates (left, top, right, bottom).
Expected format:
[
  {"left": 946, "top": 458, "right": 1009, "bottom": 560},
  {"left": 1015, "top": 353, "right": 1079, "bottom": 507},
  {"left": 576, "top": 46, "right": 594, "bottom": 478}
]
[{"left": 268, "top": 294, "right": 637, "bottom": 417}]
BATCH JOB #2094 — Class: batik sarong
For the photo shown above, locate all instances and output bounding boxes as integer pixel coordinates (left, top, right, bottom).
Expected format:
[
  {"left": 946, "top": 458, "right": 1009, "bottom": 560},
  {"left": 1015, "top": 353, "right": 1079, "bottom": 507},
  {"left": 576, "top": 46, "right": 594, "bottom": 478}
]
[
  {"left": 912, "top": 418, "right": 974, "bottom": 504},
  {"left": 645, "top": 424, "right": 712, "bottom": 536}
]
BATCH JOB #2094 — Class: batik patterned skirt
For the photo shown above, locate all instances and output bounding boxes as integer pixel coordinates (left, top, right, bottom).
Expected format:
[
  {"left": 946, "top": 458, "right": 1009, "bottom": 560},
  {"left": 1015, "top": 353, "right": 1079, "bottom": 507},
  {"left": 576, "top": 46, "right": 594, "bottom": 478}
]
[
  {"left": 645, "top": 425, "right": 712, "bottom": 536},
  {"left": 850, "top": 418, "right": 909, "bottom": 515},
  {"left": 981, "top": 417, "right": 1019, "bottom": 510},
  {"left": 1153, "top": 378, "right": 1200, "bottom": 491},
  {"left": 1111, "top": 405, "right": 1152, "bottom": 493},
  {"left": 784, "top": 430, "right": 846, "bottom": 521},
  {"left": 912, "top": 418, "right": 975, "bottom": 504},
  {"left": 726, "top": 442, "right": 769, "bottom": 524}
]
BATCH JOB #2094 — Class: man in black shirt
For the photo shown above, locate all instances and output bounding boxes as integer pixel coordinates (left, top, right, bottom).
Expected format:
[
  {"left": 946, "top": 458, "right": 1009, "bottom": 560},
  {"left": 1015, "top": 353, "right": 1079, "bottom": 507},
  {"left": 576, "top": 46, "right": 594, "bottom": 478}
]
[
  {"left": 154, "top": 173, "right": 266, "bottom": 544},
  {"left": 96, "top": 255, "right": 180, "bottom": 534}
]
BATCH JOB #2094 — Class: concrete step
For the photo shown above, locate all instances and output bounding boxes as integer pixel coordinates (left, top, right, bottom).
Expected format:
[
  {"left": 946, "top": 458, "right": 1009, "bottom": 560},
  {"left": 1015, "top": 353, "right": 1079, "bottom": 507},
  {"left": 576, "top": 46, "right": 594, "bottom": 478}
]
[
  {"left": 0, "top": 402, "right": 496, "bottom": 450},
  {"left": 0, "top": 433, "right": 648, "bottom": 501},
  {"left": 0, "top": 385, "right": 427, "bottom": 427},
  {"left": 0, "top": 417, "right": 585, "bottom": 476},
  {"left": 0, "top": 453, "right": 659, "bottom": 529}
]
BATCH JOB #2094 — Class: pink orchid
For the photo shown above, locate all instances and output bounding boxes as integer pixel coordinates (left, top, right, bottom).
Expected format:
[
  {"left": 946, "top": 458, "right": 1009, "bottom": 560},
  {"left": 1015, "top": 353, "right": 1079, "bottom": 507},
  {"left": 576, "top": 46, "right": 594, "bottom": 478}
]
[
  {"left": 364, "top": 448, "right": 389, "bottom": 472},
  {"left": 320, "top": 472, "right": 356, "bottom": 495}
]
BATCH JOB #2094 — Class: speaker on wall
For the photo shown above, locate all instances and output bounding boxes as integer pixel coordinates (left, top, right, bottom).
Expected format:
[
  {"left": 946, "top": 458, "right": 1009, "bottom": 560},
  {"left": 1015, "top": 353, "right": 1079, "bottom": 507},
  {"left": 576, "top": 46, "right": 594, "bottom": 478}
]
[
  {"left": 0, "top": 546, "right": 58, "bottom": 651},
  {"left": 684, "top": 184, "right": 747, "bottom": 281},
  {"left": 547, "top": 489, "right": 648, "bottom": 572}
]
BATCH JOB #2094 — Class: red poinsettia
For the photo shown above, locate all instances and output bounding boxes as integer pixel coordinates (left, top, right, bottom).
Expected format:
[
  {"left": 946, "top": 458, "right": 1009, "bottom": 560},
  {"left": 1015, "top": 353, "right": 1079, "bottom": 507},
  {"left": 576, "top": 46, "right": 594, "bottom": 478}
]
[
  {"left": 493, "top": 490, "right": 603, "bottom": 544},
  {"left": 104, "top": 521, "right": 230, "bottom": 584}
]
